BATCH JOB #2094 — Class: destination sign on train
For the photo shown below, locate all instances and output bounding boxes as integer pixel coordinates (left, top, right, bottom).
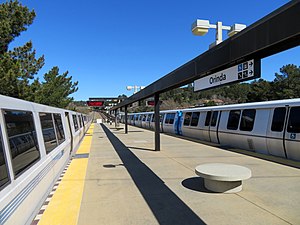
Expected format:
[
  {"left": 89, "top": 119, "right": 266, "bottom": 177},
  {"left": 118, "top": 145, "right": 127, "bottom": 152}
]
[{"left": 193, "top": 59, "right": 261, "bottom": 92}]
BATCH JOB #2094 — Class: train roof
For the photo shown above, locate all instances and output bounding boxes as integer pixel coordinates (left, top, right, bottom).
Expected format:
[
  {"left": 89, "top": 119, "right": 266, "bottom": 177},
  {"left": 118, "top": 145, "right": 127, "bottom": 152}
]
[
  {"left": 0, "top": 94, "right": 86, "bottom": 115},
  {"left": 128, "top": 98, "right": 300, "bottom": 115},
  {"left": 185, "top": 98, "right": 300, "bottom": 112}
]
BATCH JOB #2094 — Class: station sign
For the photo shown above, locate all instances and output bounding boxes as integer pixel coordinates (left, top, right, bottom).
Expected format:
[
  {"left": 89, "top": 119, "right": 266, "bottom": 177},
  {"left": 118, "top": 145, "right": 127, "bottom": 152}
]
[{"left": 194, "top": 59, "right": 261, "bottom": 92}]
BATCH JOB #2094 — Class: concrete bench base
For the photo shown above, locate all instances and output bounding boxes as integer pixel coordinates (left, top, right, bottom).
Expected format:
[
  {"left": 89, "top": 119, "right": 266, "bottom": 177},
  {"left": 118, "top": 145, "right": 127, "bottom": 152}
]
[
  {"left": 195, "top": 163, "right": 251, "bottom": 193},
  {"left": 204, "top": 179, "right": 243, "bottom": 193}
]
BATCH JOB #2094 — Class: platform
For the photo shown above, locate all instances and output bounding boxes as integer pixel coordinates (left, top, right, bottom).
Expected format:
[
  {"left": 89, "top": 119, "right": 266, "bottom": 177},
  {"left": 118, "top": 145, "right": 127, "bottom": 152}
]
[{"left": 35, "top": 123, "right": 300, "bottom": 225}]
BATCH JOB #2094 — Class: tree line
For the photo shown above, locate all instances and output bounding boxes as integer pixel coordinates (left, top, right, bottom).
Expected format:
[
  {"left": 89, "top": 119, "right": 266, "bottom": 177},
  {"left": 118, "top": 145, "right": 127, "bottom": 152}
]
[{"left": 0, "top": 0, "right": 78, "bottom": 108}]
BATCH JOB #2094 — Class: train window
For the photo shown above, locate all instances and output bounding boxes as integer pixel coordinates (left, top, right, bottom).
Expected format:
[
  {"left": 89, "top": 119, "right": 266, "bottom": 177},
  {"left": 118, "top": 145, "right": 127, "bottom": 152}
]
[
  {"left": 4, "top": 110, "right": 40, "bottom": 177},
  {"left": 184, "top": 113, "right": 192, "bottom": 126},
  {"left": 147, "top": 115, "right": 151, "bottom": 122},
  {"left": 205, "top": 112, "right": 212, "bottom": 126},
  {"left": 81, "top": 115, "right": 84, "bottom": 126},
  {"left": 168, "top": 113, "right": 175, "bottom": 124},
  {"left": 165, "top": 113, "right": 175, "bottom": 124},
  {"left": 287, "top": 107, "right": 300, "bottom": 133},
  {"left": 54, "top": 114, "right": 65, "bottom": 144},
  {"left": 160, "top": 114, "right": 164, "bottom": 122},
  {"left": 0, "top": 128, "right": 10, "bottom": 189},
  {"left": 240, "top": 109, "right": 256, "bottom": 131},
  {"left": 191, "top": 112, "right": 200, "bottom": 127},
  {"left": 164, "top": 114, "right": 169, "bottom": 124},
  {"left": 39, "top": 113, "right": 57, "bottom": 154},
  {"left": 271, "top": 107, "right": 286, "bottom": 132},
  {"left": 210, "top": 111, "right": 219, "bottom": 127},
  {"left": 151, "top": 115, "right": 155, "bottom": 122},
  {"left": 227, "top": 110, "right": 241, "bottom": 130},
  {"left": 78, "top": 115, "right": 82, "bottom": 128},
  {"left": 72, "top": 115, "right": 79, "bottom": 131}
]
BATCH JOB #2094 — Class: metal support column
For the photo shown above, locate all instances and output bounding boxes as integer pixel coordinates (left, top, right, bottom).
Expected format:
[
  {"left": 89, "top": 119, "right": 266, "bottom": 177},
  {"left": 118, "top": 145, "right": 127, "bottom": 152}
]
[
  {"left": 125, "top": 105, "right": 128, "bottom": 134},
  {"left": 154, "top": 93, "right": 160, "bottom": 151},
  {"left": 114, "top": 109, "right": 117, "bottom": 128}
]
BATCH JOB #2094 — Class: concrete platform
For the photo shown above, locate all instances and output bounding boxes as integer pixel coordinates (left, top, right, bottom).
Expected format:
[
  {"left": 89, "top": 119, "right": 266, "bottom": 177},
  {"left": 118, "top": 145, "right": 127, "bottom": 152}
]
[{"left": 38, "top": 123, "right": 300, "bottom": 225}]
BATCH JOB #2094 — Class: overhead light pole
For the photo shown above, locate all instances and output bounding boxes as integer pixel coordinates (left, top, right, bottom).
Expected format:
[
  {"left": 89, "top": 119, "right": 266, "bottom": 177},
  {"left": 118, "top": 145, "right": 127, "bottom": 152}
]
[{"left": 191, "top": 19, "right": 246, "bottom": 48}]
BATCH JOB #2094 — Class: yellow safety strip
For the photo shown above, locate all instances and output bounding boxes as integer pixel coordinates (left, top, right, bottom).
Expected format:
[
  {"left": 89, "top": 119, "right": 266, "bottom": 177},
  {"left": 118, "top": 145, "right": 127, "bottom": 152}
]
[{"left": 38, "top": 124, "right": 94, "bottom": 225}]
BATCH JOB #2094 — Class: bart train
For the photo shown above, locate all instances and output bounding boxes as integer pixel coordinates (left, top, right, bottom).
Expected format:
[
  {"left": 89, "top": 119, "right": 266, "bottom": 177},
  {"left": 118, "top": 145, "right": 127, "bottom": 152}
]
[
  {"left": 0, "top": 94, "right": 92, "bottom": 225},
  {"left": 122, "top": 98, "right": 300, "bottom": 161}
]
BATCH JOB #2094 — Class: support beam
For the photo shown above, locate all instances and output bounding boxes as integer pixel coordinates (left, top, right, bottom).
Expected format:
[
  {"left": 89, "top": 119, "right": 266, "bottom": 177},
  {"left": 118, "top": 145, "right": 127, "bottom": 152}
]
[
  {"left": 125, "top": 105, "right": 128, "bottom": 134},
  {"left": 114, "top": 109, "right": 117, "bottom": 128},
  {"left": 154, "top": 93, "right": 160, "bottom": 151}
]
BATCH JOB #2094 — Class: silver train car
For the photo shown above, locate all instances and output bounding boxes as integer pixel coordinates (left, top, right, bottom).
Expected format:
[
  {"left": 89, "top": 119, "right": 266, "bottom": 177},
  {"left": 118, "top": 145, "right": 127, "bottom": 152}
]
[
  {"left": 0, "top": 94, "right": 92, "bottom": 225},
  {"left": 123, "top": 98, "right": 300, "bottom": 161}
]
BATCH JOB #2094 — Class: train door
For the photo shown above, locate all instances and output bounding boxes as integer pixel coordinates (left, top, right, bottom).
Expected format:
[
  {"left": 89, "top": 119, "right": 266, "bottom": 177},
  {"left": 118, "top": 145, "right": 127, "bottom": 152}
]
[
  {"left": 160, "top": 113, "right": 165, "bottom": 133},
  {"left": 284, "top": 106, "right": 300, "bottom": 161},
  {"left": 209, "top": 111, "right": 220, "bottom": 144},
  {"left": 266, "top": 107, "right": 287, "bottom": 158},
  {"left": 203, "top": 111, "right": 211, "bottom": 142},
  {"left": 65, "top": 112, "right": 73, "bottom": 154},
  {"left": 163, "top": 113, "right": 176, "bottom": 134},
  {"left": 81, "top": 115, "right": 85, "bottom": 131},
  {"left": 203, "top": 111, "right": 220, "bottom": 143}
]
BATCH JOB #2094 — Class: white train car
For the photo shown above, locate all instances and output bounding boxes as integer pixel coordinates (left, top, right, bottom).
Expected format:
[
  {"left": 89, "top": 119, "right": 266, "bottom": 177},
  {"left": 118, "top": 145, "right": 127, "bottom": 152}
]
[
  {"left": 126, "top": 98, "right": 300, "bottom": 162},
  {"left": 0, "top": 94, "right": 92, "bottom": 225},
  {"left": 180, "top": 99, "right": 300, "bottom": 161}
]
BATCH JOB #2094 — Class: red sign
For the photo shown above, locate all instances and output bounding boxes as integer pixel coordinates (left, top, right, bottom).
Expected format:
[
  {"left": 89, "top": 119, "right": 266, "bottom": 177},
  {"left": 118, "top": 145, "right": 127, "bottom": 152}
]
[
  {"left": 147, "top": 100, "right": 162, "bottom": 106},
  {"left": 87, "top": 101, "right": 104, "bottom": 107},
  {"left": 147, "top": 101, "right": 155, "bottom": 106}
]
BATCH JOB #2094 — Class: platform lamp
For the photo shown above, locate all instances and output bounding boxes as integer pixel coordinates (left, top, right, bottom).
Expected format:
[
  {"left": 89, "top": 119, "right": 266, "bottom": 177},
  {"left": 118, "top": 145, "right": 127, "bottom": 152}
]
[
  {"left": 191, "top": 19, "right": 246, "bottom": 48},
  {"left": 126, "top": 85, "right": 145, "bottom": 94}
]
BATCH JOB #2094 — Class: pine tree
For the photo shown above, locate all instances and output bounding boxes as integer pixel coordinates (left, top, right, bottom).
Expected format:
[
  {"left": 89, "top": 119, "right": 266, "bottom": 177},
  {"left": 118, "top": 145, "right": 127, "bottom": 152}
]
[
  {"left": 0, "top": 0, "right": 35, "bottom": 54},
  {"left": 273, "top": 64, "right": 300, "bottom": 99},
  {"left": 0, "top": 0, "right": 79, "bottom": 108},
  {"left": 35, "top": 67, "right": 78, "bottom": 108}
]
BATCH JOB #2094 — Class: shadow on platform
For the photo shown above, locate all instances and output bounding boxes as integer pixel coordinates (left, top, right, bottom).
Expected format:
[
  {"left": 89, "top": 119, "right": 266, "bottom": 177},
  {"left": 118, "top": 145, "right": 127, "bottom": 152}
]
[
  {"left": 126, "top": 146, "right": 155, "bottom": 152},
  {"left": 101, "top": 124, "right": 206, "bottom": 225},
  {"left": 181, "top": 177, "right": 212, "bottom": 193}
]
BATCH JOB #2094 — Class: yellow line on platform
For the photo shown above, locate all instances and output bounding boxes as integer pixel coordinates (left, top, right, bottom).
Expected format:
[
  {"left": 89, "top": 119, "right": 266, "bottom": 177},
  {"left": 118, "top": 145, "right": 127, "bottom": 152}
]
[
  {"left": 38, "top": 124, "right": 95, "bottom": 225},
  {"left": 77, "top": 124, "right": 94, "bottom": 154}
]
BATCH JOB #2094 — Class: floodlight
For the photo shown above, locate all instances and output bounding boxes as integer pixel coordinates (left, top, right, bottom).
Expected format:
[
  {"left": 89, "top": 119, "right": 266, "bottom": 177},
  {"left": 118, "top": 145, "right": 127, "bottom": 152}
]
[
  {"left": 191, "top": 19, "right": 210, "bottom": 36},
  {"left": 227, "top": 24, "right": 246, "bottom": 37},
  {"left": 126, "top": 86, "right": 133, "bottom": 91}
]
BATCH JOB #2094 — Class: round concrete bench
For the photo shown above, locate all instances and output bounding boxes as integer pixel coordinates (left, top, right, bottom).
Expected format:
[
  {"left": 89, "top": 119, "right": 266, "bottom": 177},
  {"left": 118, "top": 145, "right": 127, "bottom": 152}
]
[{"left": 195, "top": 163, "right": 252, "bottom": 193}]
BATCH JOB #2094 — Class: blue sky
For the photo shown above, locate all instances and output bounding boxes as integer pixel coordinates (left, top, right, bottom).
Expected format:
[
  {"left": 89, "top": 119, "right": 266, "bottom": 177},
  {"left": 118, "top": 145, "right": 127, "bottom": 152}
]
[{"left": 7, "top": 0, "right": 299, "bottom": 100}]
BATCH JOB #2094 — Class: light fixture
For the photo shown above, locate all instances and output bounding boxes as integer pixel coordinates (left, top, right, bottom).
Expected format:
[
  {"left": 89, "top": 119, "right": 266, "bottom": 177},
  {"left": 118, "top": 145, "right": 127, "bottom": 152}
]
[
  {"left": 191, "top": 19, "right": 211, "bottom": 36},
  {"left": 126, "top": 85, "right": 145, "bottom": 94},
  {"left": 227, "top": 24, "right": 247, "bottom": 37},
  {"left": 191, "top": 19, "right": 246, "bottom": 48}
]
